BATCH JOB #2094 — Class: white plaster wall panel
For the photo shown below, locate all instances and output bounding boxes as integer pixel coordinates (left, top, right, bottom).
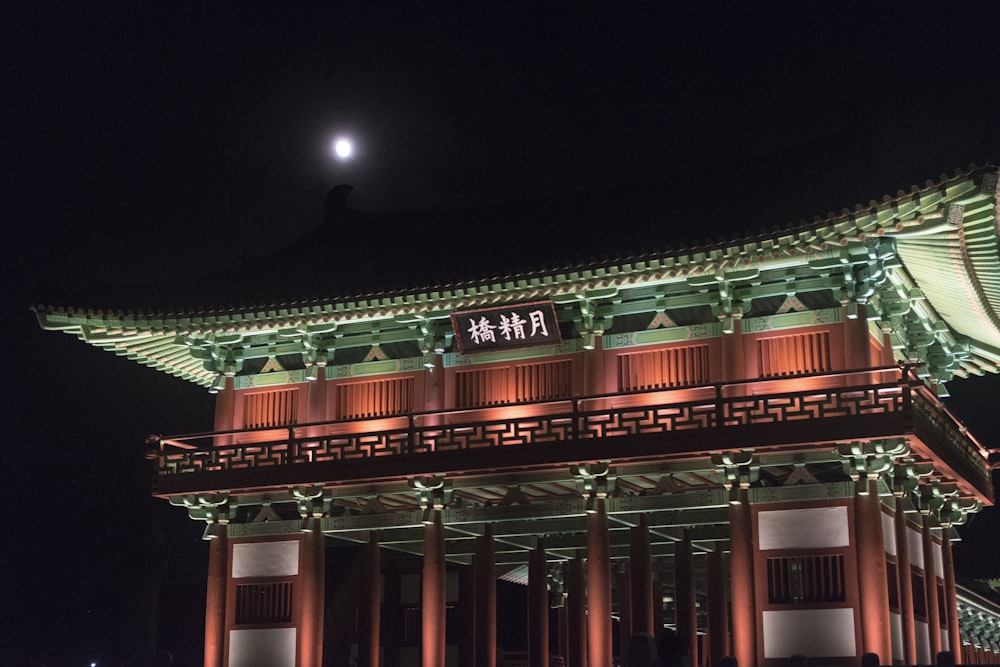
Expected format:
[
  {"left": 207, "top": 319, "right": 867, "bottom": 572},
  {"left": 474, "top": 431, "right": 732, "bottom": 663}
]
[
  {"left": 890, "top": 612, "right": 903, "bottom": 662},
  {"left": 229, "top": 627, "right": 296, "bottom": 667},
  {"left": 933, "top": 542, "right": 944, "bottom": 578},
  {"left": 908, "top": 527, "right": 924, "bottom": 569},
  {"left": 882, "top": 511, "right": 897, "bottom": 555},
  {"left": 231, "top": 540, "right": 299, "bottom": 579},
  {"left": 758, "top": 507, "right": 850, "bottom": 551},
  {"left": 916, "top": 620, "right": 930, "bottom": 665},
  {"left": 942, "top": 628, "right": 949, "bottom": 651},
  {"left": 762, "top": 608, "right": 857, "bottom": 658}
]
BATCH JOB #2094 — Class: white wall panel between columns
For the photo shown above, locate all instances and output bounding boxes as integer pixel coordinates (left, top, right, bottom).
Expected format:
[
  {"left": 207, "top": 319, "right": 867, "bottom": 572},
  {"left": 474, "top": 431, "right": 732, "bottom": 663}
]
[
  {"left": 908, "top": 528, "right": 924, "bottom": 569},
  {"left": 882, "top": 511, "right": 897, "bottom": 555},
  {"left": 762, "top": 608, "right": 856, "bottom": 658},
  {"left": 232, "top": 541, "right": 300, "bottom": 578},
  {"left": 758, "top": 507, "right": 850, "bottom": 550},
  {"left": 916, "top": 620, "right": 930, "bottom": 665},
  {"left": 890, "top": 612, "right": 903, "bottom": 662},
  {"left": 229, "top": 628, "right": 296, "bottom": 667}
]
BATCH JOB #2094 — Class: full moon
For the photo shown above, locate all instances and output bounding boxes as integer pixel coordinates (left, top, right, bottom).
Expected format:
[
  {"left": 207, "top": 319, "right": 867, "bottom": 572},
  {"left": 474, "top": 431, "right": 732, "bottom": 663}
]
[{"left": 333, "top": 138, "right": 353, "bottom": 160}]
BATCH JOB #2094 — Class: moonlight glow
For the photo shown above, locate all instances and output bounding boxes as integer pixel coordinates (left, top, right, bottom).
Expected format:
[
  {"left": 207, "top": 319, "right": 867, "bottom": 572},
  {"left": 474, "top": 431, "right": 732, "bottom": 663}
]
[{"left": 333, "top": 138, "right": 353, "bottom": 160}]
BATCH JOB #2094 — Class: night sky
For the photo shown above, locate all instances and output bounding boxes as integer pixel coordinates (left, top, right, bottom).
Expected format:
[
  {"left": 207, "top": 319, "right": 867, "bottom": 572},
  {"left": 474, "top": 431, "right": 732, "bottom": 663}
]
[{"left": 6, "top": 3, "right": 1000, "bottom": 666}]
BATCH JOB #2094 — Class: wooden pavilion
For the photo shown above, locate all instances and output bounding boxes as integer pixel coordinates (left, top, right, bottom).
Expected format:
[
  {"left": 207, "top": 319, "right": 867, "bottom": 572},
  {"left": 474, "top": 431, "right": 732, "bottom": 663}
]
[{"left": 35, "top": 166, "right": 1000, "bottom": 666}]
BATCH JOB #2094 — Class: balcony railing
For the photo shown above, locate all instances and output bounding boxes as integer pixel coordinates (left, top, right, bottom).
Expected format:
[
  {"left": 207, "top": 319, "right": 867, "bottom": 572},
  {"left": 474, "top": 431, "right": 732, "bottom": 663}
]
[{"left": 151, "top": 366, "right": 991, "bottom": 491}]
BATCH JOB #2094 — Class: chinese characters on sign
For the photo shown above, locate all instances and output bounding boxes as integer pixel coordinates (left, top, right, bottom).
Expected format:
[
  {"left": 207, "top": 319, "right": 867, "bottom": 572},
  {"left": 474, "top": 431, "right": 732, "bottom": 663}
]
[{"left": 451, "top": 301, "right": 562, "bottom": 354}]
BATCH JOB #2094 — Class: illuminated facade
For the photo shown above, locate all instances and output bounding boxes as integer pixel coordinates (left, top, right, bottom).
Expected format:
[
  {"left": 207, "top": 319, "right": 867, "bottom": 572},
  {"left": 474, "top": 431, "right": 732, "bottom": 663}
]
[{"left": 36, "top": 166, "right": 1000, "bottom": 666}]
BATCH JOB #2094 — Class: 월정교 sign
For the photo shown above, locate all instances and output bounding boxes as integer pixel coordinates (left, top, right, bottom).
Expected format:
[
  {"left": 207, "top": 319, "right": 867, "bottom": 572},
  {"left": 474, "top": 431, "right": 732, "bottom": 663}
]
[{"left": 451, "top": 301, "right": 562, "bottom": 354}]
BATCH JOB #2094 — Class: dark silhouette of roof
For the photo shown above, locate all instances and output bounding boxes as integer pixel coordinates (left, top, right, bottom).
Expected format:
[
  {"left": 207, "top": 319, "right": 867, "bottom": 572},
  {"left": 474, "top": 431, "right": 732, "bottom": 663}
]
[{"left": 36, "top": 124, "right": 995, "bottom": 312}]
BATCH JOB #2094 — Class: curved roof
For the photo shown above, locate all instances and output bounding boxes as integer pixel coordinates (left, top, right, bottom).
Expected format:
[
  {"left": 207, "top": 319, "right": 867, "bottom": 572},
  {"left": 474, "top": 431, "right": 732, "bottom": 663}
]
[
  {"left": 895, "top": 170, "right": 1000, "bottom": 355},
  {"left": 34, "top": 166, "right": 1000, "bottom": 387}
]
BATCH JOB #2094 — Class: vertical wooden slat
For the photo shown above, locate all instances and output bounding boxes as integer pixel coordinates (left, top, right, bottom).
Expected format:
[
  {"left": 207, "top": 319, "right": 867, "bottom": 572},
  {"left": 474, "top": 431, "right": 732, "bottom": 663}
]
[
  {"left": 242, "top": 388, "right": 300, "bottom": 428},
  {"left": 758, "top": 332, "right": 832, "bottom": 377},
  {"left": 617, "top": 345, "right": 709, "bottom": 392}
]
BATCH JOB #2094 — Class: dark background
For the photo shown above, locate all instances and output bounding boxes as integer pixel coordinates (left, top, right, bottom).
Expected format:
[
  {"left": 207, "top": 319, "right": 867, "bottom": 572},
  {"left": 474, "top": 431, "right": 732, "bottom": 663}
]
[{"left": 5, "top": 3, "right": 1000, "bottom": 665}]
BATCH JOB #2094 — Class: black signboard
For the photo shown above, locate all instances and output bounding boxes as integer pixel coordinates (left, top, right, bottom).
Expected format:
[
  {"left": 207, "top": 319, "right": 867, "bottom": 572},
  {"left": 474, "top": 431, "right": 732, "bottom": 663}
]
[{"left": 451, "top": 301, "right": 562, "bottom": 354}]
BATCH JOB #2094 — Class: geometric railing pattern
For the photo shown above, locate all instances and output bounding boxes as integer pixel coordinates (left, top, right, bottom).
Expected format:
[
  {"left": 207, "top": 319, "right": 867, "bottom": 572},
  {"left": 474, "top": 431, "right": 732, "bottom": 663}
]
[{"left": 154, "top": 368, "right": 988, "bottom": 486}]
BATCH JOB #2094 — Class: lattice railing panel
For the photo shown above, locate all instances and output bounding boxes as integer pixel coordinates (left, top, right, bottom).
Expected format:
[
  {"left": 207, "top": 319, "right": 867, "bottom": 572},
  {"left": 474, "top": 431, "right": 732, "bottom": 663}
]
[
  {"left": 157, "top": 376, "right": 937, "bottom": 478},
  {"left": 722, "top": 387, "right": 905, "bottom": 427},
  {"left": 418, "top": 416, "right": 575, "bottom": 452},
  {"left": 578, "top": 403, "right": 715, "bottom": 439}
]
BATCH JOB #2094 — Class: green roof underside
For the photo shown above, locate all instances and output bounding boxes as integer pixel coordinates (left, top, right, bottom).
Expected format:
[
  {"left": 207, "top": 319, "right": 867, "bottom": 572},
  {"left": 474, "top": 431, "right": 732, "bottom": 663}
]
[{"left": 35, "top": 167, "right": 1000, "bottom": 388}]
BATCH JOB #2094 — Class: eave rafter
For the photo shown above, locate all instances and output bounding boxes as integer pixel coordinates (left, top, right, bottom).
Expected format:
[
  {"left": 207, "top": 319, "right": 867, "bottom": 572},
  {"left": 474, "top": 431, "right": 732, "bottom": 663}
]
[{"left": 888, "top": 169, "right": 1000, "bottom": 380}]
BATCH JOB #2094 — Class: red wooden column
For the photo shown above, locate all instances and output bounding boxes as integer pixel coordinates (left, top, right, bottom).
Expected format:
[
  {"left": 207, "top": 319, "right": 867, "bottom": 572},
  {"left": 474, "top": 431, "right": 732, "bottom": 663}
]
[
  {"left": 881, "top": 331, "right": 895, "bottom": 366},
  {"left": 728, "top": 488, "right": 755, "bottom": 667},
  {"left": 557, "top": 602, "right": 569, "bottom": 667},
  {"left": 652, "top": 575, "right": 665, "bottom": 639},
  {"left": 358, "top": 531, "right": 382, "bottom": 667},
  {"left": 583, "top": 332, "right": 606, "bottom": 396},
  {"left": 587, "top": 497, "right": 612, "bottom": 667},
  {"left": 675, "top": 529, "right": 698, "bottom": 661},
  {"left": 422, "top": 510, "right": 447, "bottom": 667},
  {"left": 423, "top": 349, "right": 445, "bottom": 428},
  {"left": 856, "top": 478, "right": 892, "bottom": 664},
  {"left": 923, "top": 516, "right": 942, "bottom": 658},
  {"left": 299, "top": 519, "right": 325, "bottom": 667},
  {"left": 844, "top": 302, "right": 872, "bottom": 375},
  {"left": 630, "top": 514, "right": 654, "bottom": 637},
  {"left": 707, "top": 545, "right": 730, "bottom": 666},
  {"left": 894, "top": 498, "right": 918, "bottom": 664},
  {"left": 529, "top": 539, "right": 550, "bottom": 667},
  {"left": 213, "top": 376, "right": 235, "bottom": 445},
  {"left": 618, "top": 565, "right": 632, "bottom": 667},
  {"left": 941, "top": 534, "right": 962, "bottom": 662},
  {"left": 475, "top": 524, "right": 497, "bottom": 667},
  {"left": 459, "top": 560, "right": 475, "bottom": 667},
  {"left": 720, "top": 319, "right": 747, "bottom": 395},
  {"left": 305, "top": 366, "right": 327, "bottom": 439},
  {"left": 204, "top": 528, "right": 227, "bottom": 667},
  {"left": 567, "top": 553, "right": 587, "bottom": 667}
]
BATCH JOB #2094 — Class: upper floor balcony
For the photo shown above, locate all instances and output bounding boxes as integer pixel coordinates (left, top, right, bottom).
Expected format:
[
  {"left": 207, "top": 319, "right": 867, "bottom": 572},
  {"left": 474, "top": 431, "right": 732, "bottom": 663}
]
[{"left": 150, "top": 365, "right": 995, "bottom": 502}]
